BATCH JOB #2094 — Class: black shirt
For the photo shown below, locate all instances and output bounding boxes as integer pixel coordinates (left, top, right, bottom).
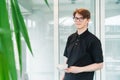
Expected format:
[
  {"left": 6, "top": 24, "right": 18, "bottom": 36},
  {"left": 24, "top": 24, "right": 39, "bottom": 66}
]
[{"left": 64, "top": 29, "right": 103, "bottom": 80}]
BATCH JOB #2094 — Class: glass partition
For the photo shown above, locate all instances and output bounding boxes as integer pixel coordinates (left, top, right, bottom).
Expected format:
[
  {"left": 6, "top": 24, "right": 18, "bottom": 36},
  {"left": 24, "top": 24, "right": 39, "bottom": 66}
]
[
  {"left": 105, "top": 0, "right": 120, "bottom": 80},
  {"left": 22, "top": 1, "right": 54, "bottom": 80}
]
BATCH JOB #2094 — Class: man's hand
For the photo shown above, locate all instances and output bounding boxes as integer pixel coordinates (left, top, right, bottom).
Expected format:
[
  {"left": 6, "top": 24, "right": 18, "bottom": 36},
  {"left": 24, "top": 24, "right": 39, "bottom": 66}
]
[{"left": 65, "top": 66, "right": 82, "bottom": 74}]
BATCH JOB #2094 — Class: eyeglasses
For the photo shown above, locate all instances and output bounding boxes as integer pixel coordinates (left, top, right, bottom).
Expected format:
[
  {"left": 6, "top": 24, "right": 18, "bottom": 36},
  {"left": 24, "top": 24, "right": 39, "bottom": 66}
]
[{"left": 73, "top": 17, "right": 84, "bottom": 22}]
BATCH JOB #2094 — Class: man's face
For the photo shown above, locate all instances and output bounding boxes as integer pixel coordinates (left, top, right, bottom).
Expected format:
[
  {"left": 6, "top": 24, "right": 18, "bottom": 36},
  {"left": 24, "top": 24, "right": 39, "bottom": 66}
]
[{"left": 73, "top": 13, "right": 90, "bottom": 29}]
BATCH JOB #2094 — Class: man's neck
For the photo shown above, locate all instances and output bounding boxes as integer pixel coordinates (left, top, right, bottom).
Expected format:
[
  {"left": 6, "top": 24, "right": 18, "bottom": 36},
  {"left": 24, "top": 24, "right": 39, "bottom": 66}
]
[{"left": 77, "top": 27, "right": 88, "bottom": 35}]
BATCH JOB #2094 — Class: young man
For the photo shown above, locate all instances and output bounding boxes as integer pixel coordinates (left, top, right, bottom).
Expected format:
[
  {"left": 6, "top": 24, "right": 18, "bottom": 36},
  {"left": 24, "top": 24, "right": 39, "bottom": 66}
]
[{"left": 63, "top": 8, "right": 103, "bottom": 80}]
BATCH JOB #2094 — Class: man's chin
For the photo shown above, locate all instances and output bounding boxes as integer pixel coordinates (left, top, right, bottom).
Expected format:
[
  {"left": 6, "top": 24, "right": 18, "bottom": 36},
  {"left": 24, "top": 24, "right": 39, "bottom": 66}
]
[{"left": 76, "top": 26, "right": 82, "bottom": 28}]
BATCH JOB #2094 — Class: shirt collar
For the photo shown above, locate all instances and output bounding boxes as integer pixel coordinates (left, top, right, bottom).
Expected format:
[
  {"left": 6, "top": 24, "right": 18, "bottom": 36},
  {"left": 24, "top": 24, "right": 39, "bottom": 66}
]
[{"left": 75, "top": 29, "right": 89, "bottom": 38}]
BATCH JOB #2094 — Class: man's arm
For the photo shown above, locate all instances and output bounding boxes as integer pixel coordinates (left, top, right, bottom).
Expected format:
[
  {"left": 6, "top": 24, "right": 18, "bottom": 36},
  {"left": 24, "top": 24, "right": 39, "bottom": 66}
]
[{"left": 65, "top": 62, "right": 103, "bottom": 74}]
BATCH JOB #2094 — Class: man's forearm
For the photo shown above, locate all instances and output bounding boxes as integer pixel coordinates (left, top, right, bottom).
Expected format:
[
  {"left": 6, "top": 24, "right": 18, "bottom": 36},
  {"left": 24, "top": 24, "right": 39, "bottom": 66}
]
[
  {"left": 80, "top": 63, "right": 103, "bottom": 72},
  {"left": 65, "top": 62, "right": 103, "bottom": 73}
]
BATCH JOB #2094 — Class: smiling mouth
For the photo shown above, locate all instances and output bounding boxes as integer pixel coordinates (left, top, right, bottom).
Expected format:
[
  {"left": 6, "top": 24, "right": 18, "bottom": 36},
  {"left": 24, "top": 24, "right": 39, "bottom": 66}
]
[{"left": 76, "top": 23, "right": 81, "bottom": 25}]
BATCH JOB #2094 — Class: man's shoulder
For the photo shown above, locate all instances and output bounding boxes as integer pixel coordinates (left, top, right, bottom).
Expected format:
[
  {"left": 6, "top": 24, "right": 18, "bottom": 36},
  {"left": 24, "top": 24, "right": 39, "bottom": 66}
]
[
  {"left": 87, "top": 31, "right": 100, "bottom": 42},
  {"left": 68, "top": 32, "right": 76, "bottom": 38}
]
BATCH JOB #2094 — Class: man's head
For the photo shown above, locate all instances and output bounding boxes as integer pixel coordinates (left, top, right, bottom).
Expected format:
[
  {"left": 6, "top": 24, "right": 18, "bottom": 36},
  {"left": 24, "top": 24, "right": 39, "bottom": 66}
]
[{"left": 73, "top": 8, "right": 91, "bottom": 30}]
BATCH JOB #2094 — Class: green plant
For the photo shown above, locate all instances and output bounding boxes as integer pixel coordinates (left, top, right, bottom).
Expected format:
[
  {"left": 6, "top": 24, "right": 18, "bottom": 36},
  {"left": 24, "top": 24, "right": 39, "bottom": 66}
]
[{"left": 0, "top": 0, "right": 49, "bottom": 80}]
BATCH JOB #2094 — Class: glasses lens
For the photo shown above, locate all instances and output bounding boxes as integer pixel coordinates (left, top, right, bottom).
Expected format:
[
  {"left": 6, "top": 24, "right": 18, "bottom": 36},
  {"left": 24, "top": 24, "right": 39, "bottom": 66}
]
[{"left": 73, "top": 17, "right": 84, "bottom": 22}]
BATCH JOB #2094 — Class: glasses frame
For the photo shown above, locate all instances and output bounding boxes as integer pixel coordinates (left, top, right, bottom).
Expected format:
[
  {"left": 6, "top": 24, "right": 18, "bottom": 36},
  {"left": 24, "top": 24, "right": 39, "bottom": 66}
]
[{"left": 73, "top": 17, "right": 84, "bottom": 22}]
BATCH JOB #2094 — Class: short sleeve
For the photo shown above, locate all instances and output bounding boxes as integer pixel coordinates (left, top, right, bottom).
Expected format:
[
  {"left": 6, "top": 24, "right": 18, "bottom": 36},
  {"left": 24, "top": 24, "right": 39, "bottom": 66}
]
[
  {"left": 63, "top": 36, "right": 70, "bottom": 58},
  {"left": 90, "top": 40, "right": 103, "bottom": 63}
]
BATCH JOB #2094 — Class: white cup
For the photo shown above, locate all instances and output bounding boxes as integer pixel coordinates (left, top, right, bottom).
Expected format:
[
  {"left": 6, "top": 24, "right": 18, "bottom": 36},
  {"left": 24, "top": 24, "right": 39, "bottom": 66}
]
[{"left": 57, "top": 64, "right": 68, "bottom": 71}]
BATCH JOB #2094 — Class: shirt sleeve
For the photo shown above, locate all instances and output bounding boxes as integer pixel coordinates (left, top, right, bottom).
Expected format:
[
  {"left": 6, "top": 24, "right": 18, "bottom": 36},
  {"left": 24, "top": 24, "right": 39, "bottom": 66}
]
[
  {"left": 63, "top": 36, "right": 70, "bottom": 58},
  {"left": 90, "top": 40, "right": 104, "bottom": 63}
]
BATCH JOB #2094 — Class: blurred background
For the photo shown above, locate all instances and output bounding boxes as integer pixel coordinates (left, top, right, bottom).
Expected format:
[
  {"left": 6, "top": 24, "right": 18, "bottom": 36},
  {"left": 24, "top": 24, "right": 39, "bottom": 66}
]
[{"left": 17, "top": 0, "right": 120, "bottom": 80}]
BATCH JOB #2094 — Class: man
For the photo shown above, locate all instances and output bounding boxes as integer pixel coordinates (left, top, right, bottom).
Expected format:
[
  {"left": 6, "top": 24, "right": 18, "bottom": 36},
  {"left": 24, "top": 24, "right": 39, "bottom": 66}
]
[{"left": 63, "top": 8, "right": 103, "bottom": 80}]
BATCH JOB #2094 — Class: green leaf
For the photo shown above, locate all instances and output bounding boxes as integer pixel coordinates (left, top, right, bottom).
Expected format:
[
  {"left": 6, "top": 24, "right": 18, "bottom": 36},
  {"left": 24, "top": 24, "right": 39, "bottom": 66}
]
[
  {"left": 44, "top": 0, "right": 50, "bottom": 7},
  {"left": 11, "top": 0, "right": 33, "bottom": 55},
  {"left": 11, "top": 0, "right": 22, "bottom": 75},
  {"left": 0, "top": 0, "right": 17, "bottom": 80},
  {"left": 44, "top": 0, "right": 51, "bottom": 9},
  {"left": 11, "top": 0, "right": 33, "bottom": 75}
]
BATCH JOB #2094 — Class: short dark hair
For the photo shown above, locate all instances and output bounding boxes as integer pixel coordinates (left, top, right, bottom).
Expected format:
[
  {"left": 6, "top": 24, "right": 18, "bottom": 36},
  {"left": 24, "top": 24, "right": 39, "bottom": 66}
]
[{"left": 73, "top": 8, "right": 91, "bottom": 19}]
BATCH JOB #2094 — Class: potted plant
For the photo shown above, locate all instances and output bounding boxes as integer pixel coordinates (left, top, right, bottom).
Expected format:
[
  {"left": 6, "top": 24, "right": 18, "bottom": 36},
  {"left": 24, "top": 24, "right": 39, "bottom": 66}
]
[{"left": 0, "top": 0, "right": 49, "bottom": 80}]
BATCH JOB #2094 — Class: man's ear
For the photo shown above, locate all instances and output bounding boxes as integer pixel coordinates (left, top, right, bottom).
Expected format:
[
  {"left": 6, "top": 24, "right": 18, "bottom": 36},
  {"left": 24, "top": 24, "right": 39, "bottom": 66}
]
[{"left": 87, "top": 19, "right": 90, "bottom": 22}]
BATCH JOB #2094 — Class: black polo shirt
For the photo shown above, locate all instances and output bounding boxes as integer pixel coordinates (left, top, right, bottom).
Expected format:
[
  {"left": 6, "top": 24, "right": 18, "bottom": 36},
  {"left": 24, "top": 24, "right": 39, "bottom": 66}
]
[{"left": 64, "top": 29, "right": 103, "bottom": 80}]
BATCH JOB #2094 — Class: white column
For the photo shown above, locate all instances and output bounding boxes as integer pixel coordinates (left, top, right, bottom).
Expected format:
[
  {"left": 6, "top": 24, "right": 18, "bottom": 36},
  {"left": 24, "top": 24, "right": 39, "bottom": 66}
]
[
  {"left": 95, "top": 0, "right": 106, "bottom": 80},
  {"left": 54, "top": 0, "right": 59, "bottom": 80},
  {"left": 100, "top": 0, "right": 106, "bottom": 80},
  {"left": 95, "top": 0, "right": 101, "bottom": 80}
]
